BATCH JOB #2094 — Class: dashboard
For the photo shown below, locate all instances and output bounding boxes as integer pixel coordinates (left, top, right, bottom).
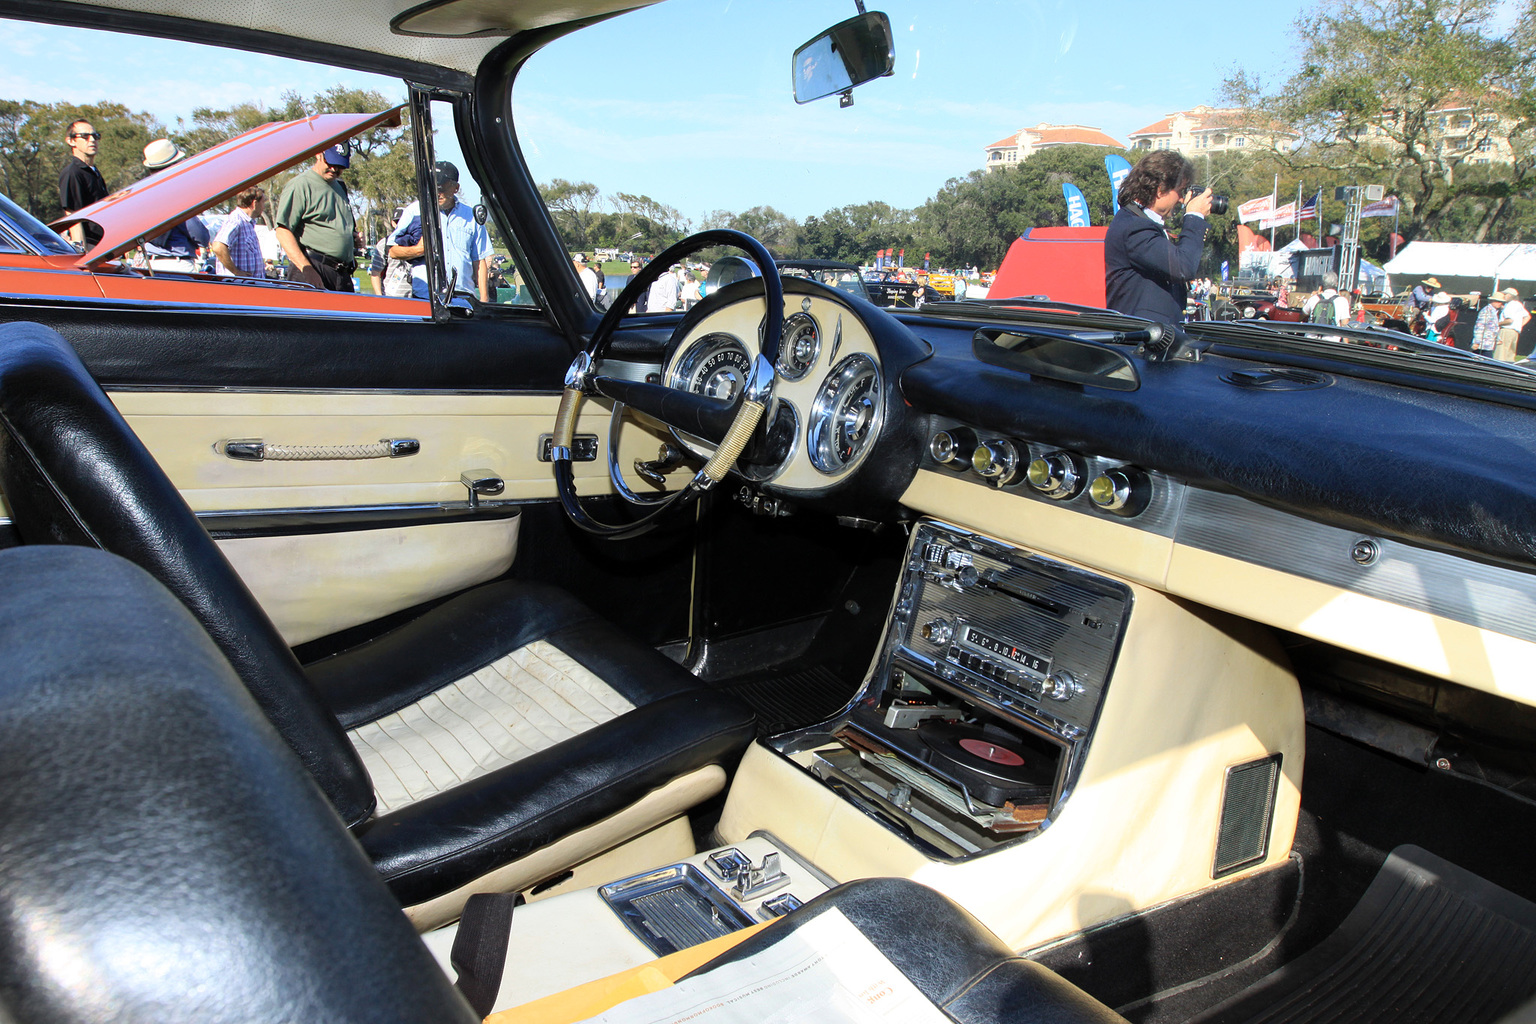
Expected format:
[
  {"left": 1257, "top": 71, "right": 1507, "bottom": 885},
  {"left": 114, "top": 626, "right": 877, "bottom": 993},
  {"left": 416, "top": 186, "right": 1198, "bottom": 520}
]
[{"left": 662, "top": 286, "right": 888, "bottom": 493}]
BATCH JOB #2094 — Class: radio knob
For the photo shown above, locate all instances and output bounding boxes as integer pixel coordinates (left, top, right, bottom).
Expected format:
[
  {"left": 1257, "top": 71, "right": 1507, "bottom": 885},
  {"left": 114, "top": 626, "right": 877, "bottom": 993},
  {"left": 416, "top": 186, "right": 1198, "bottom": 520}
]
[
  {"left": 1046, "top": 670, "right": 1083, "bottom": 701},
  {"left": 1026, "top": 452, "right": 1084, "bottom": 500},
  {"left": 920, "top": 618, "right": 954, "bottom": 644}
]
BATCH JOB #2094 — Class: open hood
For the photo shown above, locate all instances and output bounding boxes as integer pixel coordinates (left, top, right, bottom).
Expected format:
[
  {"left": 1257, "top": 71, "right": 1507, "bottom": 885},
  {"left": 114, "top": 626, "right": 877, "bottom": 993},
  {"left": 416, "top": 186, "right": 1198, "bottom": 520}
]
[{"left": 53, "top": 108, "right": 404, "bottom": 270}]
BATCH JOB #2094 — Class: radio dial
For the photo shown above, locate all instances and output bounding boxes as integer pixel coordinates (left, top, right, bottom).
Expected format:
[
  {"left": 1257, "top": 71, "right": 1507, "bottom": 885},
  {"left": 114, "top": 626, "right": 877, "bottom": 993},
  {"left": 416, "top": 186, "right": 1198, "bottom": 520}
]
[{"left": 920, "top": 618, "right": 954, "bottom": 644}]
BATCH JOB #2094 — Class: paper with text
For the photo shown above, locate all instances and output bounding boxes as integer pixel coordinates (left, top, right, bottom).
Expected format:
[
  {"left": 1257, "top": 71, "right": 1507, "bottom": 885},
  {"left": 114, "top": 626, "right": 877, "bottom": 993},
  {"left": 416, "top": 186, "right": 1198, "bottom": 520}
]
[{"left": 575, "top": 907, "right": 950, "bottom": 1024}]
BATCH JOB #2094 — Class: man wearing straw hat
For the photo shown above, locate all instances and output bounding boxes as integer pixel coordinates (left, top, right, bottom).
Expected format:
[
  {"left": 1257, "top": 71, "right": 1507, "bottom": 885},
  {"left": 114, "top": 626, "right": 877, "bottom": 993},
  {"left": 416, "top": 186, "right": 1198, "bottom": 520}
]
[{"left": 140, "top": 139, "right": 210, "bottom": 272}]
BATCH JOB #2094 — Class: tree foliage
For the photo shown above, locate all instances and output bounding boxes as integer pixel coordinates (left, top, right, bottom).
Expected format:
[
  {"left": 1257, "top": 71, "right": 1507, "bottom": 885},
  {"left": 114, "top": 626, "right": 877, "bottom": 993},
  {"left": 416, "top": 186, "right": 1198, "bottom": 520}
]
[
  {"left": 0, "top": 100, "right": 162, "bottom": 224},
  {"left": 1226, "top": 0, "right": 1536, "bottom": 241}
]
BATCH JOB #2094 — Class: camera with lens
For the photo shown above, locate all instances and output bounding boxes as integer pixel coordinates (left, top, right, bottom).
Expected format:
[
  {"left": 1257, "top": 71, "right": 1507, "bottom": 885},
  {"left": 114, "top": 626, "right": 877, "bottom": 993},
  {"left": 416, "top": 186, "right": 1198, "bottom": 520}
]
[{"left": 1186, "top": 185, "right": 1229, "bottom": 216}]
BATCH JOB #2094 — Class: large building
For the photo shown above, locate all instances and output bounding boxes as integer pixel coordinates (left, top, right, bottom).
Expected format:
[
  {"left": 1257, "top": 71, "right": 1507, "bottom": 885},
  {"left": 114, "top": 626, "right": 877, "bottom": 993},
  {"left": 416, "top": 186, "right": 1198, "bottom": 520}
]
[
  {"left": 1341, "top": 96, "right": 1519, "bottom": 165},
  {"left": 1126, "top": 106, "right": 1294, "bottom": 156},
  {"left": 983, "top": 123, "right": 1125, "bottom": 171}
]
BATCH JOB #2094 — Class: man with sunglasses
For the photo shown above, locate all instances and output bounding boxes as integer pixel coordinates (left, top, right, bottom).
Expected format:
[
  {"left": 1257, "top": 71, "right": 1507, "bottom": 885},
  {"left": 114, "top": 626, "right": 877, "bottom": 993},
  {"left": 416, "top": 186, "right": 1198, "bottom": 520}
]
[
  {"left": 387, "top": 161, "right": 490, "bottom": 303},
  {"left": 58, "top": 120, "right": 108, "bottom": 250}
]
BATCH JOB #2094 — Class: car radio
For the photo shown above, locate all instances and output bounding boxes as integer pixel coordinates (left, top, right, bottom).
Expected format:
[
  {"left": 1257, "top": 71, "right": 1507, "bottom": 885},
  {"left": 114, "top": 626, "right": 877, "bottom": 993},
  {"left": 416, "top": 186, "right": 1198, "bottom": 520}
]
[{"left": 782, "top": 520, "right": 1131, "bottom": 856}]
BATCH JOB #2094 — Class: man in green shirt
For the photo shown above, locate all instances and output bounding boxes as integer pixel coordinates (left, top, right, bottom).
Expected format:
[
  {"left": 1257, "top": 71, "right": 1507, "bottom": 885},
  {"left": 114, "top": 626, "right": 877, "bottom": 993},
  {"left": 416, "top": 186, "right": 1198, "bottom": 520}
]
[{"left": 275, "top": 143, "right": 359, "bottom": 291}]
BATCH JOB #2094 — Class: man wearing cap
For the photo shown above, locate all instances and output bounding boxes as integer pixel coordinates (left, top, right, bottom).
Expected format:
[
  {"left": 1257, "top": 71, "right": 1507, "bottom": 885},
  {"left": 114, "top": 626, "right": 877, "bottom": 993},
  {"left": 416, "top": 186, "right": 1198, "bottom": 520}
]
[
  {"left": 140, "top": 139, "right": 211, "bottom": 272},
  {"left": 275, "top": 143, "right": 359, "bottom": 291},
  {"left": 58, "top": 119, "right": 109, "bottom": 250},
  {"left": 573, "top": 254, "right": 598, "bottom": 301},
  {"left": 388, "top": 161, "right": 491, "bottom": 303},
  {"left": 1497, "top": 288, "right": 1529, "bottom": 362}
]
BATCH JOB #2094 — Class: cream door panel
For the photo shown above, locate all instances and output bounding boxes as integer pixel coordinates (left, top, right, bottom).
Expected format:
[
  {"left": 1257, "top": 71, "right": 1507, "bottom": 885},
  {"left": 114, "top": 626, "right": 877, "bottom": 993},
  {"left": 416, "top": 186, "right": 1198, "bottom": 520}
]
[
  {"left": 217, "top": 517, "right": 519, "bottom": 646},
  {"left": 107, "top": 390, "right": 681, "bottom": 511}
]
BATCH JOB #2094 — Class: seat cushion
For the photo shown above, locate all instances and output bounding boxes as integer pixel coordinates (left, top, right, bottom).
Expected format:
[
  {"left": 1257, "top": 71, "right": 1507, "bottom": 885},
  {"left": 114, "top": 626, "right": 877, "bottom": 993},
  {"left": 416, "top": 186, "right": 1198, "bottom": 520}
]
[
  {"left": 307, "top": 579, "right": 700, "bottom": 729},
  {"left": 315, "top": 578, "right": 758, "bottom": 906},
  {"left": 351, "top": 639, "right": 636, "bottom": 814}
]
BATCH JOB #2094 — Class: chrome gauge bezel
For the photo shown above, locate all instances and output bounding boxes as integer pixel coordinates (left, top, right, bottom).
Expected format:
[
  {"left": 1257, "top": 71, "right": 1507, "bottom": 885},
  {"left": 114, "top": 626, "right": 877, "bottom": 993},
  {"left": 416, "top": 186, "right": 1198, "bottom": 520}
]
[
  {"left": 667, "top": 332, "right": 752, "bottom": 402},
  {"left": 808, "top": 353, "right": 883, "bottom": 476},
  {"left": 739, "top": 400, "right": 801, "bottom": 484},
  {"left": 776, "top": 312, "right": 821, "bottom": 382}
]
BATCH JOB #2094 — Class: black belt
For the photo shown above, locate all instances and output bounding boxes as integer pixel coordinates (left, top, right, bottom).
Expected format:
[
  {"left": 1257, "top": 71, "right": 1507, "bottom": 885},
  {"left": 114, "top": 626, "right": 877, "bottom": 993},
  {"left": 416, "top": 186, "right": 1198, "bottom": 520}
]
[{"left": 302, "top": 246, "right": 356, "bottom": 274}]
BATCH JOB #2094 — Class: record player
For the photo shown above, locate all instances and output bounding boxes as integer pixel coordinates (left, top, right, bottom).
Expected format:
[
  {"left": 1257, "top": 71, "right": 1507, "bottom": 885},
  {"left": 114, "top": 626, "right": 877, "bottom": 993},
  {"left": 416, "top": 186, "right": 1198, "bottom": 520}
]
[{"left": 786, "top": 520, "right": 1132, "bottom": 856}]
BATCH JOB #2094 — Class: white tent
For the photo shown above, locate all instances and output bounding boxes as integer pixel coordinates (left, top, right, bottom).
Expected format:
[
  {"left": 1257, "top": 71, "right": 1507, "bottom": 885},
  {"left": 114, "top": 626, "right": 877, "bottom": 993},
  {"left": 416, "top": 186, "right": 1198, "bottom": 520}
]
[{"left": 1384, "top": 242, "right": 1536, "bottom": 295}]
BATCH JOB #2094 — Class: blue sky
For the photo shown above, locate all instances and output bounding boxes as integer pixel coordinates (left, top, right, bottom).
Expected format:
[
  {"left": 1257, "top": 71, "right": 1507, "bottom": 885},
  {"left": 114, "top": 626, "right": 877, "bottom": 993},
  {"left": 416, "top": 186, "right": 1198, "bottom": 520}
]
[{"left": 1, "top": 1, "right": 1518, "bottom": 223}]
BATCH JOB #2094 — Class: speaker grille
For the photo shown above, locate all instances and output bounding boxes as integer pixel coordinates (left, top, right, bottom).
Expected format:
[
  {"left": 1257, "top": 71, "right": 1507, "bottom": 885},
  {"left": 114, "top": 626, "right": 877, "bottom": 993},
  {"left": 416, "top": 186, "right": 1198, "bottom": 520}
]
[{"left": 1213, "top": 754, "right": 1281, "bottom": 878}]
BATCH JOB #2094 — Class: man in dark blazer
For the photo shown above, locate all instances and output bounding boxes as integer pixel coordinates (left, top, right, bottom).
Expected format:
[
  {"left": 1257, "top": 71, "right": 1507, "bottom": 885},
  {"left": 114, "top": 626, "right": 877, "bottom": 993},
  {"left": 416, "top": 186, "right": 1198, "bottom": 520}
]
[{"left": 1104, "top": 150, "right": 1213, "bottom": 322}]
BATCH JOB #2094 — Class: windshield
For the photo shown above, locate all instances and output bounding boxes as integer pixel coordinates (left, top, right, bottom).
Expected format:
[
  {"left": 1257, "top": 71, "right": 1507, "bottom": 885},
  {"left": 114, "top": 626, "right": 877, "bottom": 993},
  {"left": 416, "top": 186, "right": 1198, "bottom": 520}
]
[
  {"left": 0, "top": 190, "right": 76, "bottom": 255},
  {"left": 516, "top": 0, "right": 1534, "bottom": 374}
]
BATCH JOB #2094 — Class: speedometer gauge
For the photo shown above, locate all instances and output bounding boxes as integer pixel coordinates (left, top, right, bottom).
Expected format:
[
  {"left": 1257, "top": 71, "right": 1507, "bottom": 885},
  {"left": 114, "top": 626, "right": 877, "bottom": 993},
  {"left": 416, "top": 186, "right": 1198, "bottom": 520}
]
[
  {"left": 808, "top": 353, "right": 882, "bottom": 475},
  {"left": 669, "top": 333, "right": 751, "bottom": 402},
  {"left": 777, "top": 312, "right": 820, "bottom": 381}
]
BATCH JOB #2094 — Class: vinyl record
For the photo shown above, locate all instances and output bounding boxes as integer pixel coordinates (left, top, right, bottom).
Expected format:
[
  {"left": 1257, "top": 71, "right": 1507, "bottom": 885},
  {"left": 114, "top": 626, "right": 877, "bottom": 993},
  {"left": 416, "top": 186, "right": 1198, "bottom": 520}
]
[{"left": 917, "top": 720, "right": 1051, "bottom": 789}]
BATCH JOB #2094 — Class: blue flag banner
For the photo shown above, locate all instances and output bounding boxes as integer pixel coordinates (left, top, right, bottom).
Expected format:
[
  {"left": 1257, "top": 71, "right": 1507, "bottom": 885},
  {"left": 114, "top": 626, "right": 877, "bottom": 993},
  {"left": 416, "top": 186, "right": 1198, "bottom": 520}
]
[
  {"left": 1062, "top": 183, "right": 1090, "bottom": 227},
  {"left": 1104, "top": 155, "right": 1132, "bottom": 215}
]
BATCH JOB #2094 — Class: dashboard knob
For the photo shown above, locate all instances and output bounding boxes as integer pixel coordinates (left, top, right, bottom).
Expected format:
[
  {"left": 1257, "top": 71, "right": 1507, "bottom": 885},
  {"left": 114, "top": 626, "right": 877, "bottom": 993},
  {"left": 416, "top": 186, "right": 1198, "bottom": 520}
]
[
  {"left": 971, "top": 439, "right": 1021, "bottom": 484},
  {"left": 1087, "top": 468, "right": 1151, "bottom": 516},
  {"left": 1026, "top": 452, "right": 1084, "bottom": 499},
  {"left": 1046, "top": 670, "right": 1082, "bottom": 701},
  {"left": 929, "top": 427, "right": 978, "bottom": 467},
  {"left": 920, "top": 618, "right": 954, "bottom": 644}
]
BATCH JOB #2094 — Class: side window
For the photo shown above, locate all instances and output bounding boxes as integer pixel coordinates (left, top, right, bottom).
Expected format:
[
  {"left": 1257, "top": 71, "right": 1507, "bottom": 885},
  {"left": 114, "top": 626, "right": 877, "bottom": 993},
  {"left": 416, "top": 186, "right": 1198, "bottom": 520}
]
[{"left": 403, "top": 98, "right": 536, "bottom": 308}]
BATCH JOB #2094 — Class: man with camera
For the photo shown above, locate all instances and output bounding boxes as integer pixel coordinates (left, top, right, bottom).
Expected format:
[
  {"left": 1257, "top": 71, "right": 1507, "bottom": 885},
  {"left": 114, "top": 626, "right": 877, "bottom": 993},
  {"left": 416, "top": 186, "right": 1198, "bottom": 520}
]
[{"left": 1104, "top": 151, "right": 1221, "bottom": 322}]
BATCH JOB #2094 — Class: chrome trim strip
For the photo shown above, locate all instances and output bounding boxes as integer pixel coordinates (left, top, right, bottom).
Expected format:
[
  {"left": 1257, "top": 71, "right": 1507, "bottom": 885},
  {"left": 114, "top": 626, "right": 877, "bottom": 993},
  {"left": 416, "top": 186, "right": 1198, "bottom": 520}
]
[
  {"left": 193, "top": 498, "right": 535, "bottom": 521},
  {"left": 104, "top": 385, "right": 563, "bottom": 396},
  {"left": 1176, "top": 487, "right": 1536, "bottom": 645},
  {"left": 0, "top": 293, "right": 430, "bottom": 321}
]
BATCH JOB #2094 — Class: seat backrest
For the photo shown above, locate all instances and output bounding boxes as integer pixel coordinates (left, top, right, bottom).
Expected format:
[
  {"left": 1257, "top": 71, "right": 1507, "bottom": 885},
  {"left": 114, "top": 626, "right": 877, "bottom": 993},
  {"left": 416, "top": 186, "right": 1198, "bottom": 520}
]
[
  {"left": 0, "top": 322, "right": 374, "bottom": 826},
  {"left": 0, "top": 544, "right": 477, "bottom": 1023}
]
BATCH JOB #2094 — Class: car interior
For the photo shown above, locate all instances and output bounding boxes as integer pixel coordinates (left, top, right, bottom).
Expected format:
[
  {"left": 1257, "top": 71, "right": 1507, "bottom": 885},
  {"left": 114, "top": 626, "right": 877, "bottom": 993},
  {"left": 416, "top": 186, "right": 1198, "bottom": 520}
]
[{"left": 1, "top": 2, "right": 1536, "bottom": 1023}]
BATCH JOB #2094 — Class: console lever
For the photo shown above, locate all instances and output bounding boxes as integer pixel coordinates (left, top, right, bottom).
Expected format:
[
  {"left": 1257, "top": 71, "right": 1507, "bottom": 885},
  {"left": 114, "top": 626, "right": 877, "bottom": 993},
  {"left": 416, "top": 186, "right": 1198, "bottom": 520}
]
[{"left": 731, "top": 851, "right": 789, "bottom": 901}]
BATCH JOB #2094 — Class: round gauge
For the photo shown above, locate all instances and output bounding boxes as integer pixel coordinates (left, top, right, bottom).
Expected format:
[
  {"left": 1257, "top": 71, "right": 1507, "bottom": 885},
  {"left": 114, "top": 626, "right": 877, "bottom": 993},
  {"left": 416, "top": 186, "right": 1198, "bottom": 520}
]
[
  {"left": 669, "top": 333, "right": 752, "bottom": 402},
  {"left": 808, "top": 353, "right": 882, "bottom": 475},
  {"left": 777, "top": 312, "right": 821, "bottom": 381},
  {"left": 739, "top": 401, "right": 800, "bottom": 483}
]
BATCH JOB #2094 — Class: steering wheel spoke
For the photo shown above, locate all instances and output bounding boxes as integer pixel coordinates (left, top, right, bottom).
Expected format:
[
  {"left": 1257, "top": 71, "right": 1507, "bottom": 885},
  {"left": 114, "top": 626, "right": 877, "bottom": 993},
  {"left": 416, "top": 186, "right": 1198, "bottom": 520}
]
[{"left": 591, "top": 376, "right": 739, "bottom": 445}]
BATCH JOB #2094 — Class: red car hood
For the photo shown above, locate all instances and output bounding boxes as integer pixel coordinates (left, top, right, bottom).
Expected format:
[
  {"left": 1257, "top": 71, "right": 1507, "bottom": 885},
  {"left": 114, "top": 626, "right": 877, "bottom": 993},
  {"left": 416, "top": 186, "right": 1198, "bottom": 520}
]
[{"left": 53, "top": 108, "right": 404, "bottom": 269}]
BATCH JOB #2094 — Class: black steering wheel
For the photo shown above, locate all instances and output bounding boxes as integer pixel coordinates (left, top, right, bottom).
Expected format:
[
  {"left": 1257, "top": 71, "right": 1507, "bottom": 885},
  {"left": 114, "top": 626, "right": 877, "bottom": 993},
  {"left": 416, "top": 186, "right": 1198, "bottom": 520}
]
[{"left": 551, "top": 230, "right": 783, "bottom": 539}]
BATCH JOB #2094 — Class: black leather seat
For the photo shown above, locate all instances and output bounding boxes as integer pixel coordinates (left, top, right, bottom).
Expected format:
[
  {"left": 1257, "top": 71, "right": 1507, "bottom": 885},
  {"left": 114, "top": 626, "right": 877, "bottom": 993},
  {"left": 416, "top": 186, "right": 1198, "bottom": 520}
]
[
  {"left": 689, "top": 878, "right": 1129, "bottom": 1024},
  {"left": 0, "top": 322, "right": 755, "bottom": 921},
  {"left": 0, "top": 545, "right": 479, "bottom": 1023},
  {"left": 0, "top": 546, "right": 1122, "bottom": 1024}
]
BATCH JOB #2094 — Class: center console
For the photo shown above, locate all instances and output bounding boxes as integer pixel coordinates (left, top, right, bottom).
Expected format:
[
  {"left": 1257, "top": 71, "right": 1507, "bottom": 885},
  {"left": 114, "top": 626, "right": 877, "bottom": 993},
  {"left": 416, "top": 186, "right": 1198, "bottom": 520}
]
[{"left": 773, "top": 520, "right": 1132, "bottom": 856}]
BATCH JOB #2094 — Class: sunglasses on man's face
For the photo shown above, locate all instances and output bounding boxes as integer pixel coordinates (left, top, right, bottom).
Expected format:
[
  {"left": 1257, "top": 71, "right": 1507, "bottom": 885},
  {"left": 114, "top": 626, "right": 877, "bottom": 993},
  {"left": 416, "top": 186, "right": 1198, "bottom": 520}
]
[{"left": 70, "top": 132, "right": 101, "bottom": 140}]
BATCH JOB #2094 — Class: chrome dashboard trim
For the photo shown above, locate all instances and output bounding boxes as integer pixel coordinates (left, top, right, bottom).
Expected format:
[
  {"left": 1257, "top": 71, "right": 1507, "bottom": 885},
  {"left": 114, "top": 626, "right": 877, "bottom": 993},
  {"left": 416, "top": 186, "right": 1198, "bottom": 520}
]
[{"left": 1175, "top": 488, "right": 1536, "bottom": 646}]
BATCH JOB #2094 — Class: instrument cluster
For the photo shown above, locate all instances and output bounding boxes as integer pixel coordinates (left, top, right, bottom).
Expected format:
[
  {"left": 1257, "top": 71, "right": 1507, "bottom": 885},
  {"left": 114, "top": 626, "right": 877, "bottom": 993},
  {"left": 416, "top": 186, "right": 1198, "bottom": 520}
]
[{"left": 664, "top": 292, "right": 885, "bottom": 492}]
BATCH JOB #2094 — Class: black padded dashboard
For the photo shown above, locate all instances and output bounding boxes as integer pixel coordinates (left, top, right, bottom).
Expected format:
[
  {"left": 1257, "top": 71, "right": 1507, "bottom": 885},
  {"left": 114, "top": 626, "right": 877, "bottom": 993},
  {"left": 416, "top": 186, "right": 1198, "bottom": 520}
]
[{"left": 897, "top": 321, "right": 1536, "bottom": 569}]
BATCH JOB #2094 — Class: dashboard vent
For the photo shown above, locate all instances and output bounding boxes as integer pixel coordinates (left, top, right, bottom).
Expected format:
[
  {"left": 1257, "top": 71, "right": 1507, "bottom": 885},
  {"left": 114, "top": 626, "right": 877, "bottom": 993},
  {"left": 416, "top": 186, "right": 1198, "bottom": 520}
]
[{"left": 1221, "top": 367, "right": 1335, "bottom": 391}]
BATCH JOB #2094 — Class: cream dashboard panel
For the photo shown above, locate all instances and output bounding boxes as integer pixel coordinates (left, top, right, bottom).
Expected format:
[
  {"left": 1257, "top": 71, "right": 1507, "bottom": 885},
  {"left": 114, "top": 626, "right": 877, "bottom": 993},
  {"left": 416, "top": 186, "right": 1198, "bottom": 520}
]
[
  {"left": 902, "top": 467, "right": 1536, "bottom": 705},
  {"left": 665, "top": 293, "right": 880, "bottom": 492}
]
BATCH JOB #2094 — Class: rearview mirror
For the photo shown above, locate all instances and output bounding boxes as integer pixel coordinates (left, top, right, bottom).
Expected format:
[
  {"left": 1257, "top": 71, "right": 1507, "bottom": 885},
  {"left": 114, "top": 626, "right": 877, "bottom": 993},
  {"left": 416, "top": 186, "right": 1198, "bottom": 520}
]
[{"left": 792, "top": 12, "right": 894, "bottom": 105}]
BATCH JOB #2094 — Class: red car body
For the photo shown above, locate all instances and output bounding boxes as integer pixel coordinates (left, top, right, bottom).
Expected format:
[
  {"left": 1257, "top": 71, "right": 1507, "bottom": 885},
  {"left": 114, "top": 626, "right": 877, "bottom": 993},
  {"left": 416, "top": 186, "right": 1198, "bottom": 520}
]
[{"left": 1, "top": 109, "right": 424, "bottom": 317}]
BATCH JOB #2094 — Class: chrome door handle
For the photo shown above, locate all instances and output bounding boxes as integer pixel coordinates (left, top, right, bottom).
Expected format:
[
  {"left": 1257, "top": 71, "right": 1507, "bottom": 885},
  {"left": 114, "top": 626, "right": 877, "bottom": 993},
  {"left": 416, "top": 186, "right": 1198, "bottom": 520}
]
[{"left": 217, "top": 438, "right": 420, "bottom": 462}]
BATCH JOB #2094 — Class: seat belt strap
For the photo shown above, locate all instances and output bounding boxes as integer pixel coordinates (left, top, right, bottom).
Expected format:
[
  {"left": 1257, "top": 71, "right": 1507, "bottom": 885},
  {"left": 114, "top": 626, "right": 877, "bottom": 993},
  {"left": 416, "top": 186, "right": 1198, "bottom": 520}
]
[{"left": 451, "top": 891, "right": 522, "bottom": 1017}]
